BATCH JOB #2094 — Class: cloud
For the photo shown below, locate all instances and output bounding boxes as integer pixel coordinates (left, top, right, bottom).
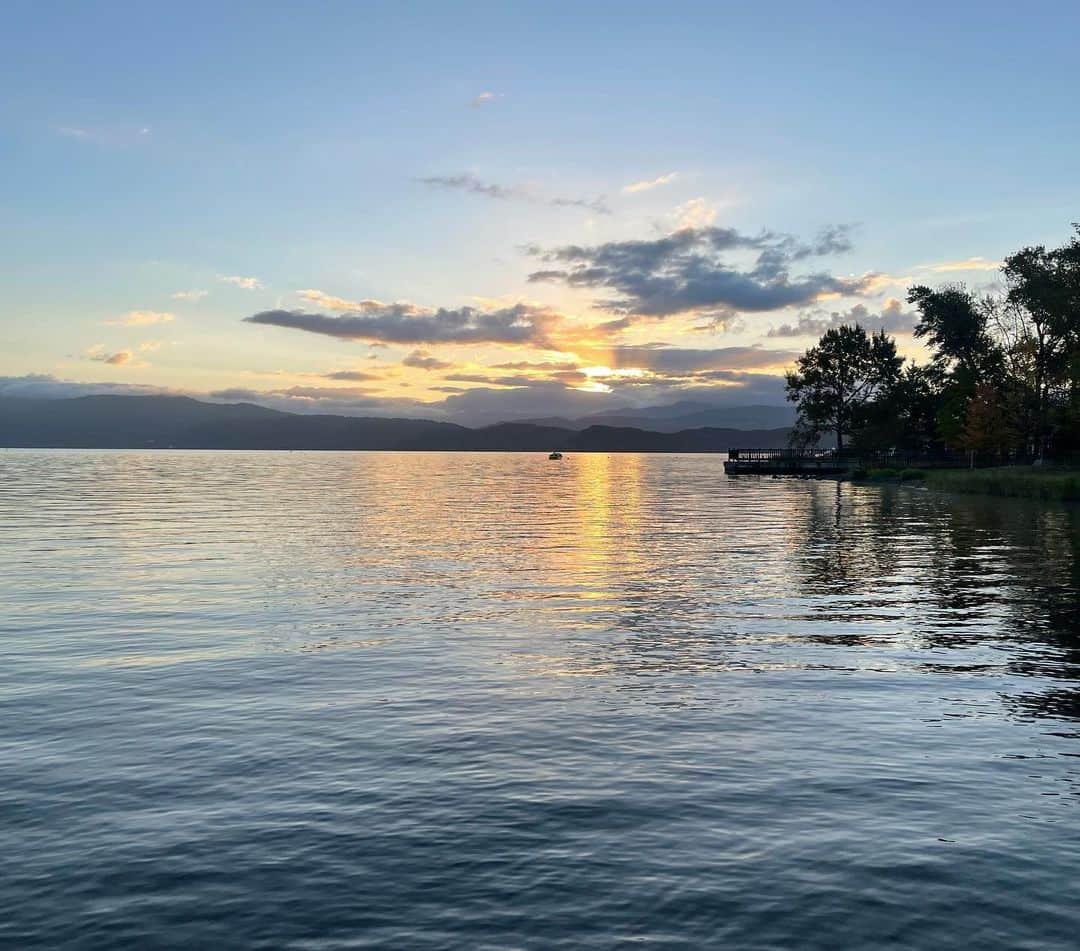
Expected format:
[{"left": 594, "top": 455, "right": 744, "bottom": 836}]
[
  {"left": 418, "top": 173, "right": 611, "bottom": 215},
  {"left": 203, "top": 386, "right": 432, "bottom": 418},
  {"left": 586, "top": 344, "right": 799, "bottom": 374},
  {"left": 403, "top": 349, "right": 454, "bottom": 370},
  {"left": 138, "top": 341, "right": 162, "bottom": 352},
  {"left": 55, "top": 123, "right": 152, "bottom": 145},
  {"left": 296, "top": 289, "right": 384, "bottom": 312},
  {"left": 171, "top": 289, "right": 208, "bottom": 301},
  {"left": 274, "top": 385, "right": 378, "bottom": 399},
  {"left": 0, "top": 374, "right": 176, "bottom": 400},
  {"left": 469, "top": 91, "right": 499, "bottom": 108},
  {"left": 86, "top": 345, "right": 135, "bottom": 366},
  {"left": 922, "top": 256, "right": 1000, "bottom": 273},
  {"left": 323, "top": 369, "right": 381, "bottom": 381},
  {"left": 443, "top": 372, "right": 539, "bottom": 387},
  {"left": 767, "top": 298, "right": 918, "bottom": 338},
  {"left": 221, "top": 275, "right": 262, "bottom": 290},
  {"left": 526, "top": 224, "right": 863, "bottom": 319},
  {"left": 490, "top": 360, "right": 581, "bottom": 371},
  {"left": 672, "top": 197, "right": 718, "bottom": 229},
  {"left": 244, "top": 300, "right": 562, "bottom": 347},
  {"left": 623, "top": 172, "right": 678, "bottom": 194},
  {"left": 106, "top": 310, "right": 174, "bottom": 327}
]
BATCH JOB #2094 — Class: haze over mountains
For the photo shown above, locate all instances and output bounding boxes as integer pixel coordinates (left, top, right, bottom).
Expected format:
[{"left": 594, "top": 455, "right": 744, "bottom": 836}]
[{"left": 0, "top": 395, "right": 792, "bottom": 451}]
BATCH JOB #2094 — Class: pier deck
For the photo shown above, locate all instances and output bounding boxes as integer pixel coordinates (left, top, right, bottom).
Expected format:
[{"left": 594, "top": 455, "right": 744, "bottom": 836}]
[{"left": 724, "top": 449, "right": 975, "bottom": 476}]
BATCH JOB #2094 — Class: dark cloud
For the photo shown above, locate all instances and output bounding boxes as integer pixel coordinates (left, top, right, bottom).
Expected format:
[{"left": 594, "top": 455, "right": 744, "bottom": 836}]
[
  {"left": 244, "top": 302, "right": 559, "bottom": 347},
  {"left": 444, "top": 373, "right": 536, "bottom": 387},
  {"left": 207, "top": 387, "right": 263, "bottom": 402},
  {"left": 593, "top": 371, "right": 789, "bottom": 404},
  {"left": 86, "top": 347, "right": 135, "bottom": 366},
  {"left": 402, "top": 349, "right": 453, "bottom": 370},
  {"left": 419, "top": 173, "right": 611, "bottom": 215},
  {"left": 526, "top": 225, "right": 864, "bottom": 318},
  {"left": 324, "top": 370, "right": 381, "bottom": 381},
  {"left": 420, "top": 174, "right": 515, "bottom": 200},
  {"left": 767, "top": 299, "right": 917, "bottom": 338}
]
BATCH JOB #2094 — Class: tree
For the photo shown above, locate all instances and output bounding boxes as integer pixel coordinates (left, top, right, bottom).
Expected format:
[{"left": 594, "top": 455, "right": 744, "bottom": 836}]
[
  {"left": 906, "top": 284, "right": 1001, "bottom": 379},
  {"left": 1002, "top": 225, "right": 1080, "bottom": 456},
  {"left": 891, "top": 362, "right": 944, "bottom": 453},
  {"left": 785, "top": 325, "right": 903, "bottom": 452},
  {"left": 960, "top": 383, "right": 1012, "bottom": 462},
  {"left": 906, "top": 283, "right": 1003, "bottom": 446}
]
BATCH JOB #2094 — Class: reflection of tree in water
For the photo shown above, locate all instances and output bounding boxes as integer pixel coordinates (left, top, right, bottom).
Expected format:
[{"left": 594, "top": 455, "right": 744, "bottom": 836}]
[
  {"left": 1008, "top": 687, "right": 1080, "bottom": 733},
  {"left": 756, "top": 481, "right": 1080, "bottom": 726},
  {"left": 979, "top": 502, "right": 1080, "bottom": 727},
  {"left": 790, "top": 480, "right": 907, "bottom": 597}
]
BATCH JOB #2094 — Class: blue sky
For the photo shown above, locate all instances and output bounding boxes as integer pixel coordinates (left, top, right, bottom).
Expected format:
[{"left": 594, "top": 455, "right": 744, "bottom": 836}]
[{"left": 2, "top": 1, "right": 1077, "bottom": 423}]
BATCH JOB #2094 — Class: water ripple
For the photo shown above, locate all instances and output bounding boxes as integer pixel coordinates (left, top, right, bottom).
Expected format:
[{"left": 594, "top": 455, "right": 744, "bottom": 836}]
[{"left": 2, "top": 450, "right": 1079, "bottom": 949}]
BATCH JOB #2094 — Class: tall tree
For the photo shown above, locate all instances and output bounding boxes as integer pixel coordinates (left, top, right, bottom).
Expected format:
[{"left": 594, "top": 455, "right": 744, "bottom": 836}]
[
  {"left": 1002, "top": 225, "right": 1080, "bottom": 456},
  {"left": 906, "top": 283, "right": 1003, "bottom": 445},
  {"left": 785, "top": 325, "right": 903, "bottom": 452},
  {"left": 906, "top": 284, "right": 1001, "bottom": 379}
]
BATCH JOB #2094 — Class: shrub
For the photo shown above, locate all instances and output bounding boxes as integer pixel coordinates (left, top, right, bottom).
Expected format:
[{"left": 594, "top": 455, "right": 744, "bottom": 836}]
[{"left": 925, "top": 467, "right": 1080, "bottom": 501}]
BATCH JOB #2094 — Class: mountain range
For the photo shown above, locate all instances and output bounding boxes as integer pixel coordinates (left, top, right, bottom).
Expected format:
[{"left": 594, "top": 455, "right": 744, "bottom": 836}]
[{"left": 0, "top": 395, "right": 794, "bottom": 452}]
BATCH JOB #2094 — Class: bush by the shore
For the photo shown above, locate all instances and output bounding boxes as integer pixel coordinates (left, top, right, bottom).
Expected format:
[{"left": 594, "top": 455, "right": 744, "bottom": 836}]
[
  {"left": 850, "top": 466, "right": 927, "bottom": 483},
  {"left": 925, "top": 466, "right": 1080, "bottom": 501}
]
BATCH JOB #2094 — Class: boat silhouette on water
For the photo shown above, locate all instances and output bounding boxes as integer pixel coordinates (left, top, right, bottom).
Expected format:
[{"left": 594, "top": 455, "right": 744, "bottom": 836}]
[{"left": 548, "top": 451, "right": 563, "bottom": 460}]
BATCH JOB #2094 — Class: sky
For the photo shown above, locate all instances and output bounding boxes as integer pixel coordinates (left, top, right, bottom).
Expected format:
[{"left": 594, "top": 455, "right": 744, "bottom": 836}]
[{"left": 2, "top": 0, "right": 1078, "bottom": 425}]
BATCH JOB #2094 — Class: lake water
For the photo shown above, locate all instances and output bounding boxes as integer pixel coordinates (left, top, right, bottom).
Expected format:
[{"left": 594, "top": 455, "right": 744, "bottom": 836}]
[{"left": 2, "top": 450, "right": 1079, "bottom": 949}]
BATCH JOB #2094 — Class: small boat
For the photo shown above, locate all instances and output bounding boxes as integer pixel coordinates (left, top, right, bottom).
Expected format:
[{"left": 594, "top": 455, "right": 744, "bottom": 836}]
[{"left": 548, "top": 451, "right": 563, "bottom": 460}]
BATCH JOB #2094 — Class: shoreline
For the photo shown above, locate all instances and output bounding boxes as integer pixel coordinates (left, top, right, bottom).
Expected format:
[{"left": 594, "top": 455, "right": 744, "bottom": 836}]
[{"left": 852, "top": 465, "right": 1080, "bottom": 502}]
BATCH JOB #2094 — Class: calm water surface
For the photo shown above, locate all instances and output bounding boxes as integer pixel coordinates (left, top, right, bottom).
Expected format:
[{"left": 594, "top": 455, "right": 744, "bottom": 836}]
[{"left": 2, "top": 451, "right": 1079, "bottom": 949}]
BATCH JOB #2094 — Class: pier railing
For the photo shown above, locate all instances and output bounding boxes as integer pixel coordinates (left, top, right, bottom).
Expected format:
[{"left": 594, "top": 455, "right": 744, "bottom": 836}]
[{"left": 727, "top": 449, "right": 836, "bottom": 462}]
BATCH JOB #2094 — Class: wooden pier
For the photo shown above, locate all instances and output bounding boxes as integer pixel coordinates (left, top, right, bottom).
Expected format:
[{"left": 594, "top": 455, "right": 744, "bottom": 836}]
[
  {"left": 724, "top": 449, "right": 852, "bottom": 476},
  {"left": 724, "top": 448, "right": 974, "bottom": 476}
]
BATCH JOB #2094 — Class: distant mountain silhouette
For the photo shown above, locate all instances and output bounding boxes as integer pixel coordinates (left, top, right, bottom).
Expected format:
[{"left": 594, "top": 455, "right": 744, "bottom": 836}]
[{"left": 0, "top": 395, "right": 793, "bottom": 451}]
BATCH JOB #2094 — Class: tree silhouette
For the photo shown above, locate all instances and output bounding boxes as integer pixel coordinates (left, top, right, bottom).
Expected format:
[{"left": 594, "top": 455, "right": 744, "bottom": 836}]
[
  {"left": 1003, "top": 225, "right": 1080, "bottom": 456},
  {"left": 785, "top": 325, "right": 902, "bottom": 452}
]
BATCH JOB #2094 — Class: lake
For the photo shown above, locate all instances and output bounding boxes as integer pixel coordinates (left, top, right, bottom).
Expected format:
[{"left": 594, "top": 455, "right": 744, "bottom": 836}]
[{"left": 2, "top": 450, "right": 1079, "bottom": 949}]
